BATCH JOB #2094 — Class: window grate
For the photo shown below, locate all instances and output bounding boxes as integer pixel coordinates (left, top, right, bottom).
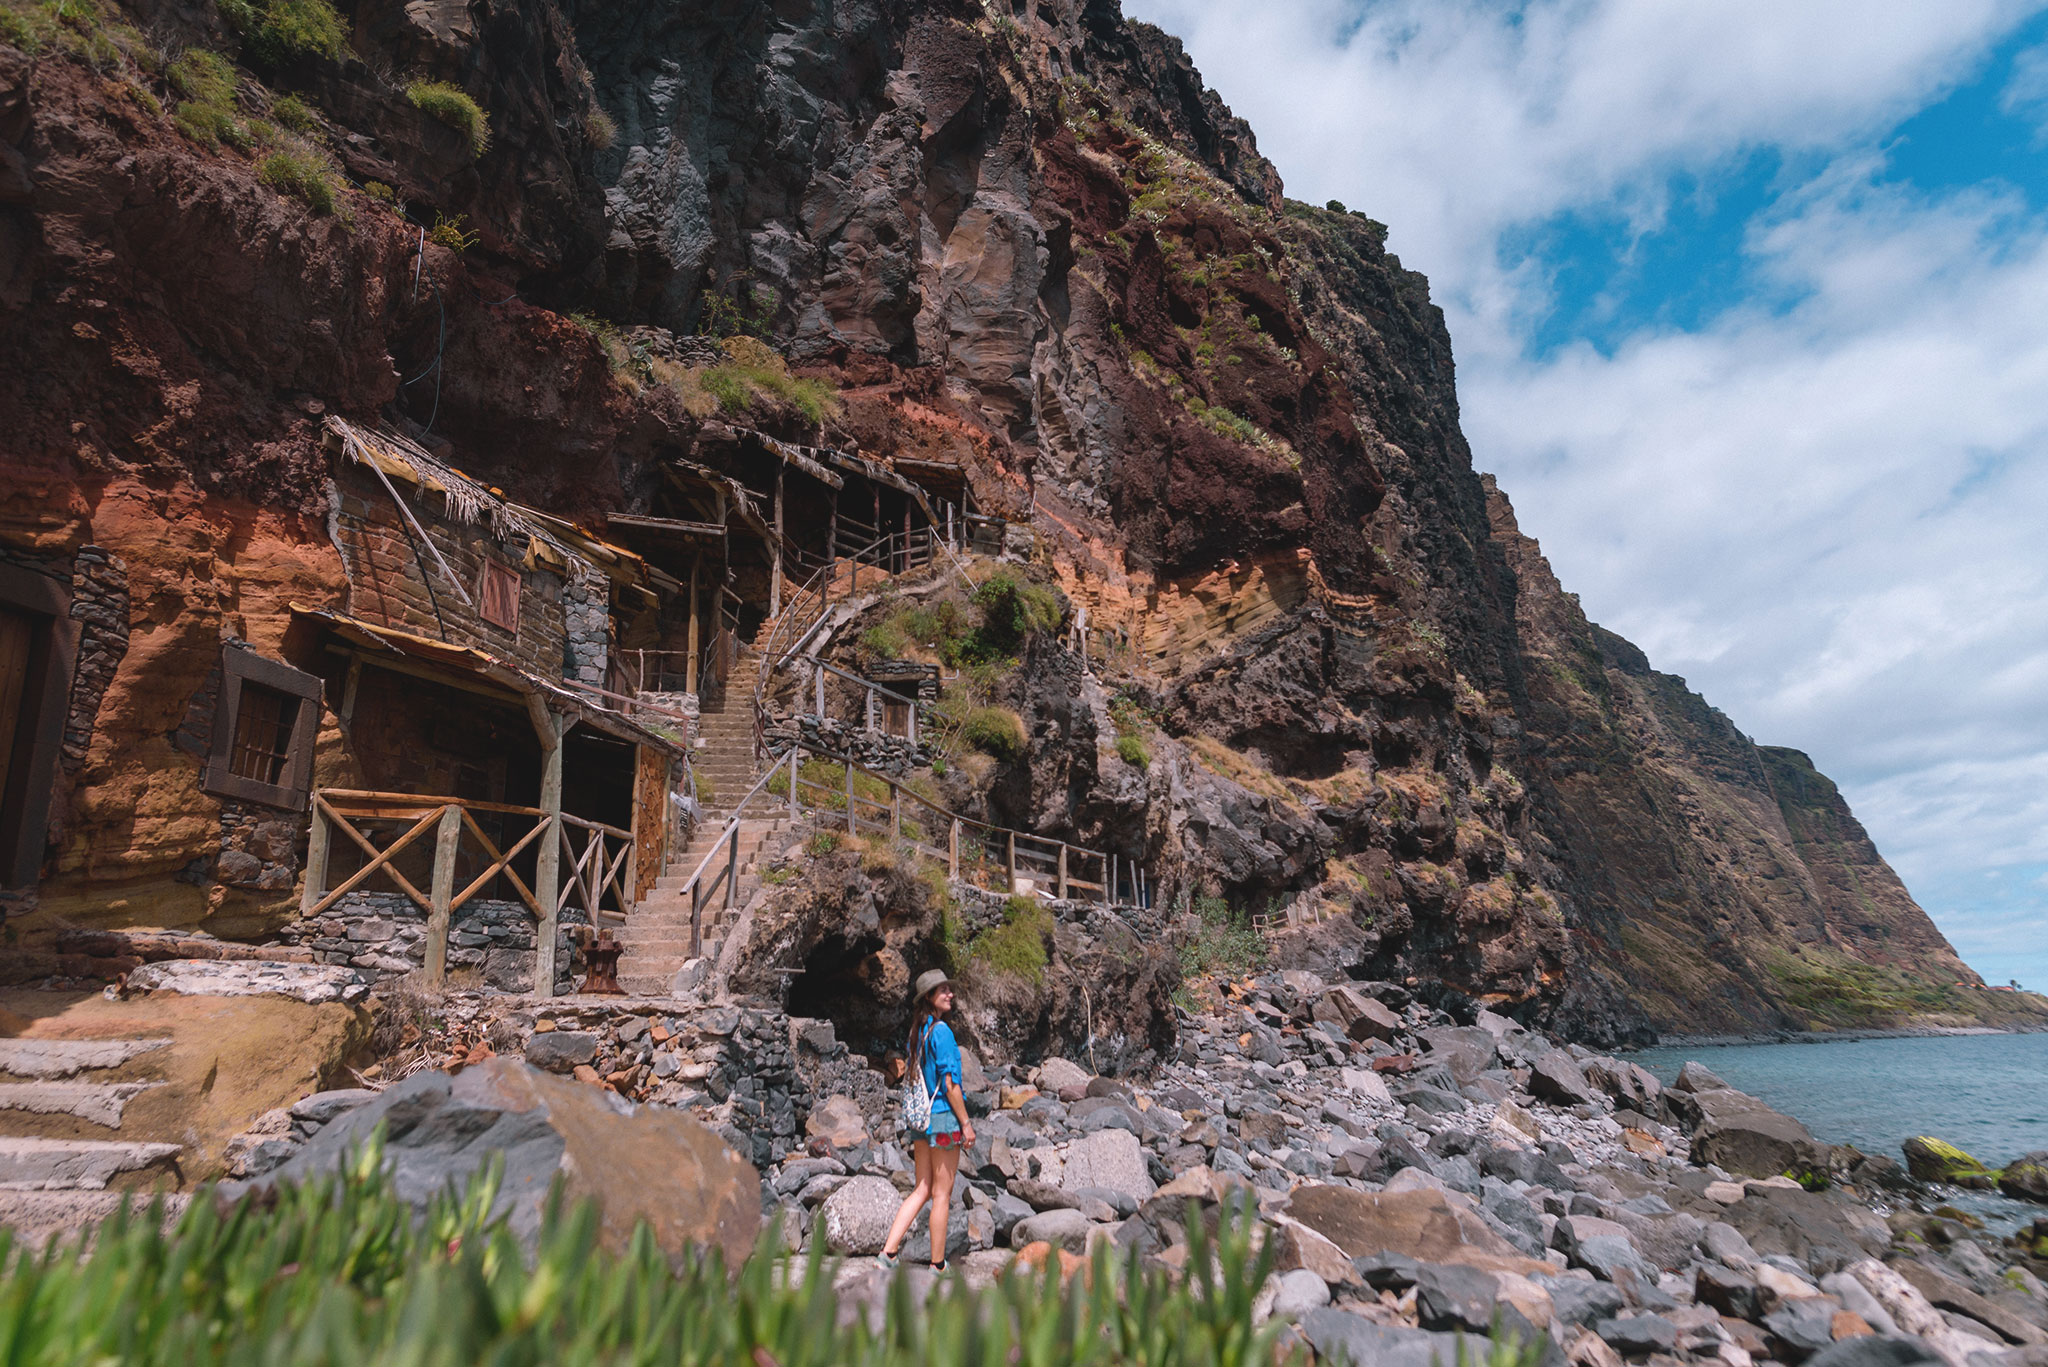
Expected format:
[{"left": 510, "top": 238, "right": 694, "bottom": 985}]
[{"left": 228, "top": 683, "right": 298, "bottom": 785}]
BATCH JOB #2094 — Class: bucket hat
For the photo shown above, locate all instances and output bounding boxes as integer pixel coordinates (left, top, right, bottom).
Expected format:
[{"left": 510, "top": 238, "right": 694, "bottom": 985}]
[{"left": 912, "top": 968, "right": 954, "bottom": 1002}]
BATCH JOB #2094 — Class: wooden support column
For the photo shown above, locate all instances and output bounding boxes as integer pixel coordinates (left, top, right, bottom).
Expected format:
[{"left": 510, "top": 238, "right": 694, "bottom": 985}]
[
  {"left": 529, "top": 697, "right": 566, "bottom": 996},
  {"left": 1007, "top": 831, "right": 1017, "bottom": 893},
  {"left": 685, "top": 550, "right": 702, "bottom": 696},
  {"left": 1057, "top": 844, "right": 1069, "bottom": 900},
  {"left": 770, "top": 463, "right": 785, "bottom": 619},
  {"left": 424, "top": 803, "right": 462, "bottom": 986},
  {"left": 814, "top": 661, "right": 825, "bottom": 717},
  {"left": 845, "top": 763, "right": 855, "bottom": 834},
  {"left": 300, "top": 800, "right": 332, "bottom": 915},
  {"left": 890, "top": 787, "right": 901, "bottom": 841},
  {"left": 788, "top": 747, "right": 801, "bottom": 821},
  {"left": 949, "top": 818, "right": 960, "bottom": 880},
  {"left": 827, "top": 490, "right": 839, "bottom": 573}
]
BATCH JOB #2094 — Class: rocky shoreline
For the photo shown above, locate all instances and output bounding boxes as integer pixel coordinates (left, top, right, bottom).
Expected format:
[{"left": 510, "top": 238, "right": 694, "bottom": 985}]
[{"left": 221, "top": 968, "right": 2048, "bottom": 1367}]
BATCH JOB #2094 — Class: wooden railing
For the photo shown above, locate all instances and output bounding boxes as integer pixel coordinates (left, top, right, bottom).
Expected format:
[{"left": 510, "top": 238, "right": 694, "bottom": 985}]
[
  {"left": 752, "top": 527, "right": 981, "bottom": 761},
  {"left": 797, "top": 656, "right": 930, "bottom": 744},
  {"left": 654, "top": 742, "right": 1145, "bottom": 967},
  {"left": 302, "top": 788, "right": 633, "bottom": 991},
  {"left": 782, "top": 750, "right": 1127, "bottom": 903}
]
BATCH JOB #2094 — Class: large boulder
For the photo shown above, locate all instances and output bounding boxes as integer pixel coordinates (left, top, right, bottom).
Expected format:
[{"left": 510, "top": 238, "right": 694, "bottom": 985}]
[
  {"left": 1720, "top": 1185, "right": 1889, "bottom": 1275},
  {"left": 1999, "top": 1151, "right": 2048, "bottom": 1203},
  {"left": 1313, "top": 987, "right": 1401, "bottom": 1043},
  {"left": 224, "top": 1058, "right": 760, "bottom": 1268},
  {"left": 1053, "top": 1128, "right": 1156, "bottom": 1202},
  {"left": 1417, "top": 1027, "right": 1498, "bottom": 1086},
  {"left": 1528, "top": 1051, "right": 1597, "bottom": 1106},
  {"left": 1901, "top": 1137, "right": 1996, "bottom": 1190},
  {"left": 1689, "top": 1088, "right": 1819, "bottom": 1177},
  {"left": 1582, "top": 1057, "right": 1662, "bottom": 1112},
  {"left": 1283, "top": 1185, "right": 1552, "bottom": 1276},
  {"left": 819, "top": 1175, "right": 903, "bottom": 1254}
]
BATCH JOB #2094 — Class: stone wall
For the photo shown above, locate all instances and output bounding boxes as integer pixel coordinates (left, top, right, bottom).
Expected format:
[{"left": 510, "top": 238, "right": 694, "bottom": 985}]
[
  {"left": 562, "top": 564, "right": 611, "bottom": 688},
  {"left": 765, "top": 717, "right": 936, "bottom": 776},
  {"left": 518, "top": 998, "right": 815, "bottom": 1168},
  {"left": 280, "top": 890, "right": 587, "bottom": 994},
  {"left": 329, "top": 475, "right": 572, "bottom": 682},
  {"left": 60, "top": 545, "right": 129, "bottom": 774},
  {"left": 215, "top": 801, "right": 302, "bottom": 892}
]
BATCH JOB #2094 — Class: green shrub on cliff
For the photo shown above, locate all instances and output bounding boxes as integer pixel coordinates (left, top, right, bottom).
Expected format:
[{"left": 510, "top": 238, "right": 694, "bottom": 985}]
[
  {"left": 256, "top": 142, "right": 339, "bottom": 214},
  {"left": 968, "top": 894, "right": 1053, "bottom": 984},
  {"left": 405, "top": 79, "right": 489, "bottom": 156},
  {"left": 958, "top": 705, "right": 1025, "bottom": 763},
  {"left": 168, "top": 48, "right": 253, "bottom": 149},
  {"left": 216, "top": 0, "right": 346, "bottom": 67},
  {"left": 0, "top": 1135, "right": 1314, "bottom": 1367}
]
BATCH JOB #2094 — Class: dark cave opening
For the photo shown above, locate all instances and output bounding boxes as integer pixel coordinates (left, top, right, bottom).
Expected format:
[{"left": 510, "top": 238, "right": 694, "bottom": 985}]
[{"left": 783, "top": 931, "right": 906, "bottom": 1060}]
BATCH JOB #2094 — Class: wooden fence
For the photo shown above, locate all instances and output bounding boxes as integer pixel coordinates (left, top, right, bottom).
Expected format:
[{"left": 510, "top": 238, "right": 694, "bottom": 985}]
[{"left": 302, "top": 788, "right": 633, "bottom": 991}]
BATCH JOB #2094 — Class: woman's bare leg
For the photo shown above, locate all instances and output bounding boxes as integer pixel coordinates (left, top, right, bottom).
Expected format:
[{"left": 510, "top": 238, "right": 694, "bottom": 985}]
[
  {"left": 926, "top": 1142, "right": 962, "bottom": 1265},
  {"left": 879, "top": 1139, "right": 933, "bottom": 1257}
]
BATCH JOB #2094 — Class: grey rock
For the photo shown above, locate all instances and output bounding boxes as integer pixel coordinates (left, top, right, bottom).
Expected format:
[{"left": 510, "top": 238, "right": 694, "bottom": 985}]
[
  {"left": 1012, "top": 1207, "right": 1095, "bottom": 1252},
  {"left": 1271, "top": 1267, "right": 1332, "bottom": 1318},
  {"left": 819, "top": 1175, "right": 903, "bottom": 1255},
  {"left": 1702, "top": 1219, "right": 1759, "bottom": 1269},
  {"left": 1417, "top": 1027, "right": 1498, "bottom": 1086},
  {"left": 1695, "top": 1263, "right": 1764, "bottom": 1320},
  {"left": 1575, "top": 1234, "right": 1658, "bottom": 1285},
  {"left": 1803, "top": 1340, "right": 1946, "bottom": 1367},
  {"left": 1550, "top": 1278, "right": 1628, "bottom": 1328},
  {"left": 1764, "top": 1298, "right": 1842, "bottom": 1360},
  {"left": 221, "top": 1060, "right": 758, "bottom": 1268},
  {"left": 1412, "top": 1262, "right": 1501, "bottom": 1333},
  {"left": 1057, "top": 1128, "right": 1156, "bottom": 1201},
  {"left": 288, "top": 1089, "right": 377, "bottom": 1127},
  {"left": 524, "top": 1031, "right": 601, "bottom": 1073},
  {"left": 1300, "top": 1310, "right": 1466, "bottom": 1367},
  {"left": 1529, "top": 1051, "right": 1597, "bottom": 1106},
  {"left": 1595, "top": 1315, "right": 1678, "bottom": 1356},
  {"left": 1673, "top": 1061, "right": 1729, "bottom": 1093}
]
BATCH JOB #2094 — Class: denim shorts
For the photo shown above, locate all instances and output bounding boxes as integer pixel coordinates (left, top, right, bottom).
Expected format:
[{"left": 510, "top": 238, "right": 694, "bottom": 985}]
[{"left": 925, "top": 1110, "right": 963, "bottom": 1149}]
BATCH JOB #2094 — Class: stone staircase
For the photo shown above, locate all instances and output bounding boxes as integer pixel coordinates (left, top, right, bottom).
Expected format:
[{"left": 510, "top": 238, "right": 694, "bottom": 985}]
[
  {"left": 617, "top": 644, "right": 789, "bottom": 995},
  {"left": 0, "top": 1035, "right": 188, "bottom": 1246}
]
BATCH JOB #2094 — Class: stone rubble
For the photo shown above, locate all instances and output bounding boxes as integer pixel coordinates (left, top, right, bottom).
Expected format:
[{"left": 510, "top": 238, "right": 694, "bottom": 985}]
[{"left": 231, "top": 972, "right": 2048, "bottom": 1367}]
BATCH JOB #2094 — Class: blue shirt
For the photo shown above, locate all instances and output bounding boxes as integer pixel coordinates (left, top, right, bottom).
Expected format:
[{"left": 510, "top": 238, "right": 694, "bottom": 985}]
[{"left": 919, "top": 1020, "right": 962, "bottom": 1118}]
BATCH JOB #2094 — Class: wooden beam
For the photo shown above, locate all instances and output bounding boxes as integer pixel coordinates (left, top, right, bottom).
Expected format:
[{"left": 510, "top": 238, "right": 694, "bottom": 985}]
[
  {"left": 770, "top": 463, "right": 785, "bottom": 619},
  {"left": 750, "top": 432, "right": 845, "bottom": 489},
  {"left": 685, "top": 549, "right": 701, "bottom": 696},
  {"left": 606, "top": 514, "right": 727, "bottom": 539},
  {"left": 529, "top": 698, "right": 566, "bottom": 996},
  {"left": 424, "top": 804, "right": 462, "bottom": 986}
]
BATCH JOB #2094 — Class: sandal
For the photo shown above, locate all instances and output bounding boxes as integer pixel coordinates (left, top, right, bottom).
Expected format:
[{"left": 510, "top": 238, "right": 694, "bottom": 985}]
[
  {"left": 929, "top": 1259, "right": 949, "bottom": 1273},
  {"left": 875, "top": 1250, "right": 898, "bottom": 1270}
]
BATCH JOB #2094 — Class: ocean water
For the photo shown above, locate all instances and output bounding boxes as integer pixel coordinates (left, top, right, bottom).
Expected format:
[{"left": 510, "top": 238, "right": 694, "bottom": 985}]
[{"left": 1633, "top": 1032, "right": 2048, "bottom": 1231}]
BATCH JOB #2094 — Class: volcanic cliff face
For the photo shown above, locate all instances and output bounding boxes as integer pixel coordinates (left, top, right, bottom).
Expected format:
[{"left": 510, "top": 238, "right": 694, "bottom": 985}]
[{"left": 0, "top": 0, "right": 2016, "bottom": 1038}]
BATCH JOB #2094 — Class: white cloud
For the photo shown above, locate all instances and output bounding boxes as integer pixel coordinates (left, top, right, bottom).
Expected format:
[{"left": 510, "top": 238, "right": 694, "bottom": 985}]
[{"left": 1124, "top": 0, "right": 2048, "bottom": 981}]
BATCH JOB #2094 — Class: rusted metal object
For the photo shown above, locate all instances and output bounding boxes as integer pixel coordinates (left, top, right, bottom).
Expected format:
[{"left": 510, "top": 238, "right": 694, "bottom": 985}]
[{"left": 581, "top": 927, "right": 626, "bottom": 995}]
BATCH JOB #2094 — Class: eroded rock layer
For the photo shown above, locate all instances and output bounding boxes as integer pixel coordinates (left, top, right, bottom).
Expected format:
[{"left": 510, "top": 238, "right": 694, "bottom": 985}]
[{"left": 0, "top": 0, "right": 2020, "bottom": 1037}]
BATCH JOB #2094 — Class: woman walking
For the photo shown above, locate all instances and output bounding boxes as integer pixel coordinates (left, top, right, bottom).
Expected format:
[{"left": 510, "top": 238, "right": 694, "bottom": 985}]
[{"left": 877, "top": 969, "right": 976, "bottom": 1273}]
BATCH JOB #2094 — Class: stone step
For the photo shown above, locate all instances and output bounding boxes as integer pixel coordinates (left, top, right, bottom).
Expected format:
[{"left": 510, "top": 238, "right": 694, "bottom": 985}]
[
  {"left": 0, "top": 1081, "right": 162, "bottom": 1129},
  {"left": 0, "top": 1039, "right": 172, "bottom": 1080},
  {"left": 0, "top": 1137, "right": 183, "bottom": 1190},
  {"left": 0, "top": 1190, "right": 191, "bottom": 1247}
]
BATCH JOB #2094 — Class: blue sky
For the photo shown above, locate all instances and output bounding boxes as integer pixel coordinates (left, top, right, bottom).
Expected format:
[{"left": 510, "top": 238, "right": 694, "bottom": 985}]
[{"left": 1125, "top": 0, "right": 2048, "bottom": 989}]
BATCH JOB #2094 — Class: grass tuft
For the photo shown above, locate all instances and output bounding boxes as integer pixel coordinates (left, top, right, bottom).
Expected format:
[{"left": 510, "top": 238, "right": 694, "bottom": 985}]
[
  {"left": 255, "top": 140, "right": 339, "bottom": 214},
  {"left": 968, "top": 895, "right": 1053, "bottom": 984},
  {"left": 405, "top": 79, "right": 489, "bottom": 156},
  {"left": 216, "top": 0, "right": 347, "bottom": 67}
]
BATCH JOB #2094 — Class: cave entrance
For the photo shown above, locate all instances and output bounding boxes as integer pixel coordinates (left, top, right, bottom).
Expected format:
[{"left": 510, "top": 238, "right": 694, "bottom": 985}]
[{"left": 783, "top": 932, "right": 908, "bottom": 1061}]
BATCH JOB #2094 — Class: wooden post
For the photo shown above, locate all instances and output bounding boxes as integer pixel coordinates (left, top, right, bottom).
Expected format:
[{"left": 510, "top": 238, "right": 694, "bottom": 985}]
[
  {"left": 685, "top": 550, "right": 702, "bottom": 697},
  {"left": 864, "top": 685, "right": 875, "bottom": 734},
  {"left": 845, "top": 762, "right": 855, "bottom": 834},
  {"left": 788, "top": 747, "right": 801, "bottom": 821},
  {"left": 827, "top": 490, "right": 839, "bottom": 576},
  {"left": 814, "top": 661, "right": 825, "bottom": 717},
  {"left": 1007, "top": 831, "right": 1017, "bottom": 893},
  {"left": 724, "top": 824, "right": 739, "bottom": 913},
  {"left": 529, "top": 699, "right": 565, "bottom": 996},
  {"left": 1110, "top": 852, "right": 1118, "bottom": 908},
  {"left": 770, "top": 463, "right": 785, "bottom": 619},
  {"left": 1057, "top": 844, "right": 1069, "bottom": 900},
  {"left": 424, "top": 803, "right": 462, "bottom": 986},
  {"left": 890, "top": 787, "right": 900, "bottom": 841},
  {"left": 301, "top": 799, "right": 331, "bottom": 914},
  {"left": 949, "top": 818, "right": 960, "bottom": 880}
]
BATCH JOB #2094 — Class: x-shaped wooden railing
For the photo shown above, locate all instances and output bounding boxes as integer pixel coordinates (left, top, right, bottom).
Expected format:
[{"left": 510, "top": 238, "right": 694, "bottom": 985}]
[{"left": 303, "top": 789, "right": 633, "bottom": 989}]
